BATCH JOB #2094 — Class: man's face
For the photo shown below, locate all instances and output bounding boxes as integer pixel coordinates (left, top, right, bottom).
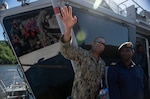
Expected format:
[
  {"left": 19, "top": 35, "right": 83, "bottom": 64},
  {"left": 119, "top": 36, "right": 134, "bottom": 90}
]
[
  {"left": 120, "top": 48, "right": 134, "bottom": 60},
  {"left": 91, "top": 38, "right": 105, "bottom": 53}
]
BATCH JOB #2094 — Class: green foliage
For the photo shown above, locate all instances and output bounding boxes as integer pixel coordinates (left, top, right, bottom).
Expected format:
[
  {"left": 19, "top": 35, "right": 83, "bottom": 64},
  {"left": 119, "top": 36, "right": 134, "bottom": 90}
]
[{"left": 0, "top": 41, "right": 17, "bottom": 64}]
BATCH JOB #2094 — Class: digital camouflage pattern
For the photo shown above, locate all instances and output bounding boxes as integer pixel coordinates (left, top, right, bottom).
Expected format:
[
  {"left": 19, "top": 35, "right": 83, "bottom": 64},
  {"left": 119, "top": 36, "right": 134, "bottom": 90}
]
[{"left": 60, "top": 40, "right": 105, "bottom": 99}]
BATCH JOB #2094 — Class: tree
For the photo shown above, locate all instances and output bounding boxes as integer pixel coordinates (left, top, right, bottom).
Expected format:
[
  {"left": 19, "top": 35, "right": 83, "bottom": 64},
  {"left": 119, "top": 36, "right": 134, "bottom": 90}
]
[{"left": 0, "top": 41, "right": 17, "bottom": 64}]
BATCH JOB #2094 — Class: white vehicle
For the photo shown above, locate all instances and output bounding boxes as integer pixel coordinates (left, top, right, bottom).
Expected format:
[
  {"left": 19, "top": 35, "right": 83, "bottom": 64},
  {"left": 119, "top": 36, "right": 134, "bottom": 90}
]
[
  {"left": 0, "top": 0, "right": 150, "bottom": 99},
  {"left": 0, "top": 67, "right": 30, "bottom": 99}
]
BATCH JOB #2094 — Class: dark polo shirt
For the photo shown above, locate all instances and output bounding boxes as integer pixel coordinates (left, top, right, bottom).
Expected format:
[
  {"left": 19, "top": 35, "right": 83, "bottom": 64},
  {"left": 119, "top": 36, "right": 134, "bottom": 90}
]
[{"left": 107, "top": 61, "right": 145, "bottom": 99}]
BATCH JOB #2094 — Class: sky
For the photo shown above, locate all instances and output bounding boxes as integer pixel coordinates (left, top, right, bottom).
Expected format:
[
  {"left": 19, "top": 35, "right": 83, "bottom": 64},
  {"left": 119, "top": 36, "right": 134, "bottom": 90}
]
[{"left": 0, "top": 0, "right": 150, "bottom": 40}]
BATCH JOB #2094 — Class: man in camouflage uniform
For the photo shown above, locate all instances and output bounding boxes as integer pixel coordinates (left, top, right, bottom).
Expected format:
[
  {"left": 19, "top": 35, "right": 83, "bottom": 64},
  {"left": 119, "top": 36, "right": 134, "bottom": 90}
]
[{"left": 59, "top": 6, "right": 106, "bottom": 99}]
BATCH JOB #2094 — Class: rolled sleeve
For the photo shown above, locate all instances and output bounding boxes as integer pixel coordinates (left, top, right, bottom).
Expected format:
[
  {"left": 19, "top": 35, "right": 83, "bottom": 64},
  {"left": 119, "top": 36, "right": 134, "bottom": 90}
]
[{"left": 59, "top": 35, "right": 86, "bottom": 61}]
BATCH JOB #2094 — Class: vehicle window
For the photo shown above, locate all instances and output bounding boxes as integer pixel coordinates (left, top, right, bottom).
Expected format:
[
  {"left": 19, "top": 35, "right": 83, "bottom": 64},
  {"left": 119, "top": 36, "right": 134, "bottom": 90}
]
[
  {"left": 73, "top": 7, "right": 129, "bottom": 65},
  {"left": 2, "top": 6, "right": 74, "bottom": 99}
]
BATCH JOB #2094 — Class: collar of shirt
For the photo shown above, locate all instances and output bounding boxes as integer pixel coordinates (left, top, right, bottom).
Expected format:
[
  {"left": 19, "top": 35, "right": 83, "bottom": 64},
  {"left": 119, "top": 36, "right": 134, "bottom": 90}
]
[
  {"left": 131, "top": 60, "right": 136, "bottom": 67},
  {"left": 89, "top": 50, "right": 102, "bottom": 64},
  {"left": 119, "top": 60, "right": 136, "bottom": 68}
]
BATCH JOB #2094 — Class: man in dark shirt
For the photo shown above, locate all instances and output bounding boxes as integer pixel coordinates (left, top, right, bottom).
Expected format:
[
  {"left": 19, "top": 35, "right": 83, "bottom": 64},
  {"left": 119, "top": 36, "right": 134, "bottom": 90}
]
[{"left": 107, "top": 42, "right": 145, "bottom": 99}]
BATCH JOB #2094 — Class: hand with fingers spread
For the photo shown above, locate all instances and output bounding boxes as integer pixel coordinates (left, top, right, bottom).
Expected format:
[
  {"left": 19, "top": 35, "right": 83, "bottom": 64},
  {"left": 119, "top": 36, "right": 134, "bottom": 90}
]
[{"left": 59, "top": 6, "right": 77, "bottom": 42}]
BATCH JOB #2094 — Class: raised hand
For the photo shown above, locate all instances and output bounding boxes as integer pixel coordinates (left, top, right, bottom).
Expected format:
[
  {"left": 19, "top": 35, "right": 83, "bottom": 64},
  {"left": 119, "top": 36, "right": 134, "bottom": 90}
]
[
  {"left": 59, "top": 6, "right": 77, "bottom": 30},
  {"left": 59, "top": 6, "right": 77, "bottom": 42}
]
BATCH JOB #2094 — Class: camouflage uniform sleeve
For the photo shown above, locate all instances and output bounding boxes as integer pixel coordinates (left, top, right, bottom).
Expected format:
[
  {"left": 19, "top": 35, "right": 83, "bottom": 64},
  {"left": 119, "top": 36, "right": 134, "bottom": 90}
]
[
  {"left": 59, "top": 36, "right": 87, "bottom": 61},
  {"left": 101, "top": 59, "right": 106, "bottom": 77},
  {"left": 101, "top": 60, "right": 107, "bottom": 88}
]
